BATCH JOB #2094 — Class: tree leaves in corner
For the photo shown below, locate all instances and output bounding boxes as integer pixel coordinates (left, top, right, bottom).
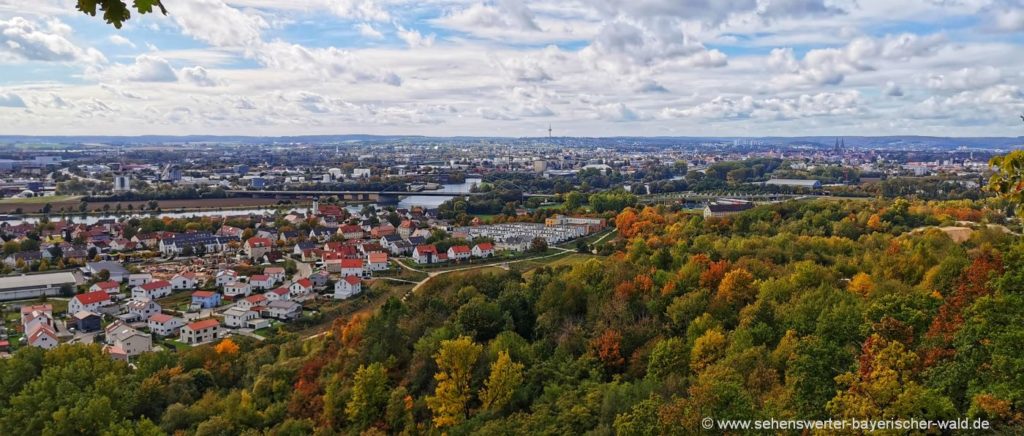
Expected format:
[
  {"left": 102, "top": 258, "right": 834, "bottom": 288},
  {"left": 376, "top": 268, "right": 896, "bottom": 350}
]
[{"left": 76, "top": 0, "right": 167, "bottom": 29}]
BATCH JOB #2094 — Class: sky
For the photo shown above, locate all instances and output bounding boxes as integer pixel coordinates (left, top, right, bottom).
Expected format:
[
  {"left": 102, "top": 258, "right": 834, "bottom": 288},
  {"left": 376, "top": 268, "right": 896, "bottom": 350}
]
[{"left": 0, "top": 0, "right": 1022, "bottom": 137}]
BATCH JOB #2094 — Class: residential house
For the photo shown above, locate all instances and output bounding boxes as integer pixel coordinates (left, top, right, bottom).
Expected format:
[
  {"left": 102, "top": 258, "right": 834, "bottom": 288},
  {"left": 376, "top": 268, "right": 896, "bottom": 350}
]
[
  {"left": 244, "top": 237, "right": 273, "bottom": 260},
  {"left": 72, "top": 311, "right": 102, "bottom": 332},
  {"left": 89, "top": 280, "right": 121, "bottom": 295},
  {"left": 27, "top": 324, "right": 59, "bottom": 349},
  {"left": 180, "top": 318, "right": 221, "bottom": 344},
  {"left": 334, "top": 275, "right": 362, "bottom": 299},
  {"left": 215, "top": 269, "right": 238, "bottom": 286},
  {"left": 309, "top": 271, "right": 330, "bottom": 289},
  {"left": 132, "top": 280, "right": 173, "bottom": 299},
  {"left": 128, "top": 273, "right": 152, "bottom": 287},
  {"left": 171, "top": 272, "right": 198, "bottom": 290},
  {"left": 263, "top": 266, "right": 286, "bottom": 284},
  {"left": 237, "top": 294, "right": 267, "bottom": 311},
  {"left": 191, "top": 291, "right": 221, "bottom": 309},
  {"left": 106, "top": 320, "right": 152, "bottom": 356},
  {"left": 366, "top": 252, "right": 389, "bottom": 272},
  {"left": 125, "top": 297, "right": 161, "bottom": 320},
  {"left": 263, "top": 300, "right": 301, "bottom": 320},
  {"left": 223, "top": 307, "right": 259, "bottom": 328},
  {"left": 703, "top": 201, "right": 754, "bottom": 219},
  {"left": 339, "top": 224, "right": 364, "bottom": 240},
  {"left": 340, "top": 259, "right": 365, "bottom": 277},
  {"left": 264, "top": 287, "right": 290, "bottom": 301},
  {"left": 472, "top": 242, "right": 495, "bottom": 258},
  {"left": 249, "top": 274, "right": 273, "bottom": 290},
  {"left": 148, "top": 313, "right": 185, "bottom": 337},
  {"left": 413, "top": 245, "right": 439, "bottom": 264},
  {"left": 447, "top": 245, "right": 471, "bottom": 262},
  {"left": 223, "top": 282, "right": 251, "bottom": 299},
  {"left": 288, "top": 279, "right": 313, "bottom": 299},
  {"left": 69, "top": 290, "right": 112, "bottom": 314}
]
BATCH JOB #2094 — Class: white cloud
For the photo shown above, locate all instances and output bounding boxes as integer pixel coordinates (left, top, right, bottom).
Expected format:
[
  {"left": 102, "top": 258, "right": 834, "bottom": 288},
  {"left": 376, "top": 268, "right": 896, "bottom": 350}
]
[
  {"left": 257, "top": 41, "right": 402, "bottom": 85},
  {"left": 356, "top": 22, "right": 384, "bottom": 39},
  {"left": 581, "top": 20, "right": 727, "bottom": 72},
  {"left": 395, "top": 25, "right": 435, "bottom": 48},
  {"left": 108, "top": 35, "right": 136, "bottom": 48},
  {"left": 768, "top": 33, "right": 947, "bottom": 86},
  {"left": 883, "top": 81, "right": 904, "bottom": 97},
  {"left": 926, "top": 66, "right": 1003, "bottom": 92},
  {"left": 0, "top": 17, "right": 105, "bottom": 63},
  {"left": 171, "top": 0, "right": 268, "bottom": 47},
  {"left": 181, "top": 66, "right": 220, "bottom": 87},
  {"left": 663, "top": 91, "right": 861, "bottom": 120},
  {"left": 0, "top": 92, "right": 26, "bottom": 107},
  {"left": 109, "top": 55, "right": 179, "bottom": 82}
]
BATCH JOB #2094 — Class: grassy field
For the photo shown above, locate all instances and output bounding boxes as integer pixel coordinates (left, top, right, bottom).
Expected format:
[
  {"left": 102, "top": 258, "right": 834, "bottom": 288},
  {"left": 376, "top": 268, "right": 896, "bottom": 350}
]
[{"left": 0, "top": 195, "right": 81, "bottom": 205}]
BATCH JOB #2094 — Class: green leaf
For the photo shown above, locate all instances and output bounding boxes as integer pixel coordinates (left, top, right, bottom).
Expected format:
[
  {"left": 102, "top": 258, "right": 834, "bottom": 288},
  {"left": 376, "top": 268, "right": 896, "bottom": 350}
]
[
  {"left": 100, "top": 0, "right": 131, "bottom": 29},
  {"left": 133, "top": 0, "right": 155, "bottom": 14},
  {"left": 76, "top": 0, "right": 99, "bottom": 16}
]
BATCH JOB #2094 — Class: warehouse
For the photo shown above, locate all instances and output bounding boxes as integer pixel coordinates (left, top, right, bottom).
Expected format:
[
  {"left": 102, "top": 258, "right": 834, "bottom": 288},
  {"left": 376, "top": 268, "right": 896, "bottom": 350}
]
[{"left": 0, "top": 272, "right": 78, "bottom": 301}]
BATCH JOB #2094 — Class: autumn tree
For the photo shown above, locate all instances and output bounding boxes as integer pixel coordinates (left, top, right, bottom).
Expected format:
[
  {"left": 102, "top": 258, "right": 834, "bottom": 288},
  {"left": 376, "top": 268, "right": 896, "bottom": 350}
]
[
  {"left": 479, "top": 351, "right": 524, "bottom": 412},
  {"left": 427, "top": 336, "right": 483, "bottom": 429}
]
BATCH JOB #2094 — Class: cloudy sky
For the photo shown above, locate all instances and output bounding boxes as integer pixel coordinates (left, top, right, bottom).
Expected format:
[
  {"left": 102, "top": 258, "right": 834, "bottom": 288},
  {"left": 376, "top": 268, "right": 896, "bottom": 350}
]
[{"left": 0, "top": 0, "right": 1022, "bottom": 137}]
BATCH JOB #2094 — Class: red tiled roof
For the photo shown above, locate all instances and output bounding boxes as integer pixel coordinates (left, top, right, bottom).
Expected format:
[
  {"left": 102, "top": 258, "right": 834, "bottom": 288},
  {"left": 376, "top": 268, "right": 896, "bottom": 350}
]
[
  {"left": 449, "top": 245, "right": 471, "bottom": 254},
  {"left": 141, "top": 280, "right": 171, "bottom": 290},
  {"left": 416, "top": 244, "right": 437, "bottom": 254},
  {"left": 250, "top": 274, "right": 270, "bottom": 281},
  {"left": 344, "top": 275, "right": 361, "bottom": 285},
  {"left": 340, "top": 259, "right": 363, "bottom": 268},
  {"left": 271, "top": 287, "right": 289, "bottom": 295},
  {"left": 294, "top": 278, "right": 312, "bottom": 287},
  {"left": 368, "top": 252, "right": 388, "bottom": 263},
  {"left": 475, "top": 242, "right": 494, "bottom": 251},
  {"left": 93, "top": 280, "right": 120, "bottom": 290},
  {"left": 246, "top": 237, "right": 273, "bottom": 247},
  {"left": 149, "top": 313, "right": 174, "bottom": 323},
  {"left": 74, "top": 290, "right": 110, "bottom": 305},
  {"left": 245, "top": 294, "right": 266, "bottom": 303},
  {"left": 187, "top": 318, "right": 219, "bottom": 330},
  {"left": 192, "top": 291, "right": 216, "bottom": 298}
]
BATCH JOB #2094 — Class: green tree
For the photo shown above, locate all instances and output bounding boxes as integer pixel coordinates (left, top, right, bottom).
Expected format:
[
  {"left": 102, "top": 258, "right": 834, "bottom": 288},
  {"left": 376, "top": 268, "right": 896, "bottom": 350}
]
[
  {"left": 345, "top": 363, "right": 390, "bottom": 431},
  {"left": 76, "top": 0, "right": 167, "bottom": 29}
]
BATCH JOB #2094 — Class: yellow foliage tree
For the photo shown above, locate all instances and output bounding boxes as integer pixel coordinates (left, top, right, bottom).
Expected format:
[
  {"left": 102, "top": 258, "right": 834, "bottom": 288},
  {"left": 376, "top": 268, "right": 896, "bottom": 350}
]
[
  {"left": 214, "top": 338, "right": 240, "bottom": 356},
  {"left": 848, "top": 272, "right": 875, "bottom": 297},
  {"left": 479, "top": 351, "right": 524, "bottom": 412},
  {"left": 427, "top": 336, "right": 483, "bottom": 429}
]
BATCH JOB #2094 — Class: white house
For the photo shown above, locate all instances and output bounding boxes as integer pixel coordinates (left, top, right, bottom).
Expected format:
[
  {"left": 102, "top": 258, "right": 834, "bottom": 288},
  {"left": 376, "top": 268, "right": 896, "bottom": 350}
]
[
  {"left": 89, "top": 280, "right": 121, "bottom": 295},
  {"left": 106, "top": 321, "right": 152, "bottom": 357},
  {"left": 215, "top": 269, "right": 238, "bottom": 286},
  {"left": 223, "top": 307, "right": 259, "bottom": 328},
  {"left": 170, "top": 272, "right": 198, "bottom": 290},
  {"left": 223, "top": 282, "right": 251, "bottom": 299},
  {"left": 125, "top": 297, "right": 161, "bottom": 320},
  {"left": 132, "top": 280, "right": 173, "bottom": 299},
  {"left": 288, "top": 279, "right": 313, "bottom": 299},
  {"left": 263, "top": 267, "right": 286, "bottom": 284},
  {"left": 264, "top": 287, "right": 290, "bottom": 301},
  {"left": 180, "top": 318, "right": 221, "bottom": 344},
  {"left": 249, "top": 274, "right": 274, "bottom": 290},
  {"left": 237, "top": 294, "right": 267, "bottom": 311},
  {"left": 69, "top": 291, "right": 112, "bottom": 314},
  {"left": 472, "top": 242, "right": 495, "bottom": 258},
  {"left": 447, "top": 245, "right": 471, "bottom": 261},
  {"left": 27, "top": 325, "right": 59, "bottom": 349},
  {"left": 366, "top": 252, "right": 389, "bottom": 272},
  {"left": 413, "top": 245, "right": 439, "bottom": 264},
  {"left": 334, "top": 275, "right": 362, "bottom": 299},
  {"left": 128, "top": 273, "right": 152, "bottom": 287},
  {"left": 264, "top": 300, "right": 301, "bottom": 320},
  {"left": 340, "top": 259, "right": 365, "bottom": 277},
  {"left": 148, "top": 313, "right": 184, "bottom": 337}
]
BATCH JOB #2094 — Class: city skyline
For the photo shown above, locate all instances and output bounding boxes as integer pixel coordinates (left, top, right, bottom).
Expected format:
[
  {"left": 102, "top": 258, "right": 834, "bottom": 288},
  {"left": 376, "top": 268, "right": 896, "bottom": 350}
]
[{"left": 0, "top": 0, "right": 1023, "bottom": 137}]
